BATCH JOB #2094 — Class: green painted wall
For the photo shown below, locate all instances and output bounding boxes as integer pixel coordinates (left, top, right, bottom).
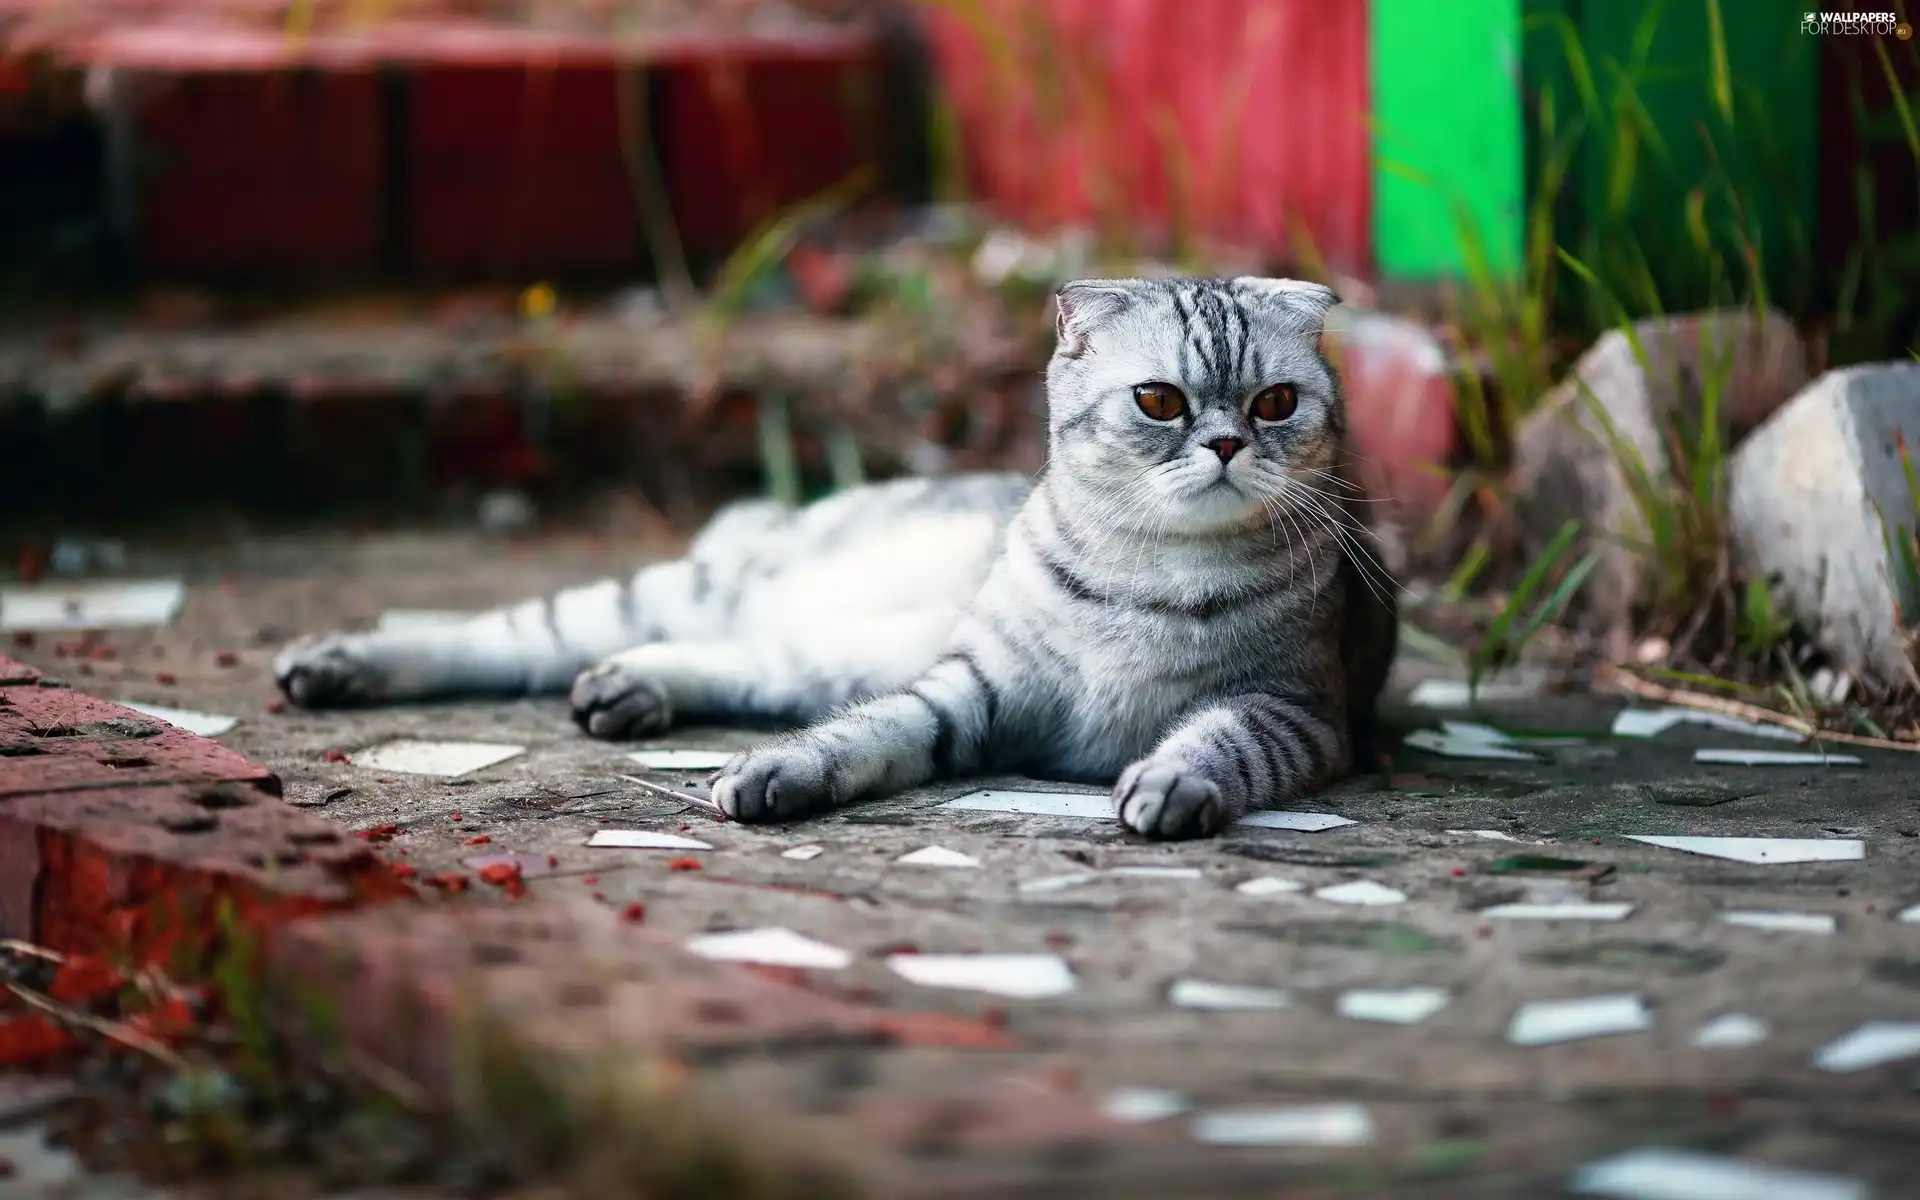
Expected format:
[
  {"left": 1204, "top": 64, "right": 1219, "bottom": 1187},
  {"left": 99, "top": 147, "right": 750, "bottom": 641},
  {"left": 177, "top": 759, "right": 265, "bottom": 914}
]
[{"left": 1370, "top": 0, "right": 1525, "bottom": 280}]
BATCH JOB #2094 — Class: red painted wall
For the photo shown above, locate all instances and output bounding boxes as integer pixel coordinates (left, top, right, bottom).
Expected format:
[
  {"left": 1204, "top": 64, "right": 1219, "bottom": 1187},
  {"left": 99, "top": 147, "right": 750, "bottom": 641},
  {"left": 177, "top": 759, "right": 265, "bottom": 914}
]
[{"left": 922, "top": 0, "right": 1372, "bottom": 273}]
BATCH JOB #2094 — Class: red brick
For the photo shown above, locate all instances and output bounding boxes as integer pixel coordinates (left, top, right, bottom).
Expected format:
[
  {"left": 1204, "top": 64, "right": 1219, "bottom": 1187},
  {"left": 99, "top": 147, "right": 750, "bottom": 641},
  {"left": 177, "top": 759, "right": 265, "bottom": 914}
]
[
  {"left": 1323, "top": 308, "right": 1461, "bottom": 513},
  {"left": 0, "top": 655, "right": 42, "bottom": 686},
  {"left": 0, "top": 688, "right": 277, "bottom": 798},
  {"left": 1, "top": 783, "right": 411, "bottom": 963}
]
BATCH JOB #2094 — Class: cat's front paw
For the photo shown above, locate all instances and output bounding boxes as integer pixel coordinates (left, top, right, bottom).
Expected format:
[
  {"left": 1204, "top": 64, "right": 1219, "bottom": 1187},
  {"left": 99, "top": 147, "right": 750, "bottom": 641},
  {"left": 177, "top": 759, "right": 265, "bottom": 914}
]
[
  {"left": 1113, "top": 758, "right": 1227, "bottom": 840},
  {"left": 710, "top": 741, "right": 837, "bottom": 824},
  {"left": 274, "top": 634, "right": 386, "bottom": 709},
  {"left": 570, "top": 660, "right": 673, "bottom": 740}
]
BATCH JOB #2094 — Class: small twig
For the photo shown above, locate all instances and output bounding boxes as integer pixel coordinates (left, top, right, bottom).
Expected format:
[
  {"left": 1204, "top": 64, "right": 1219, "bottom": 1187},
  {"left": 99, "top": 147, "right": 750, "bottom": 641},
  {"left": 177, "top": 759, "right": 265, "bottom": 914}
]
[
  {"left": 5, "top": 981, "right": 190, "bottom": 1071},
  {"left": 344, "top": 1046, "right": 433, "bottom": 1114},
  {"left": 0, "top": 938, "right": 64, "bottom": 962},
  {"left": 614, "top": 774, "right": 727, "bottom": 818},
  {"left": 1613, "top": 671, "right": 1920, "bottom": 753}
]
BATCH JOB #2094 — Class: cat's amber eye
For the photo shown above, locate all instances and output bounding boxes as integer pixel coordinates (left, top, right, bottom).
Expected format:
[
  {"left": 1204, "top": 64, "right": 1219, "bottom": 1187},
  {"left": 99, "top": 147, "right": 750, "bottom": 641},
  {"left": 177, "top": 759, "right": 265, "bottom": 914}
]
[
  {"left": 1134, "top": 383, "right": 1188, "bottom": 421},
  {"left": 1250, "top": 383, "right": 1298, "bottom": 422}
]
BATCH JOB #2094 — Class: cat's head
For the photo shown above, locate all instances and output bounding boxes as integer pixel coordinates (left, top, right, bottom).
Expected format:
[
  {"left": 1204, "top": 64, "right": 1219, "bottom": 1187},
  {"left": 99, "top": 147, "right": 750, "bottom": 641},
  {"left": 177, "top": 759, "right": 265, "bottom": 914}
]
[{"left": 1044, "top": 276, "right": 1345, "bottom": 535}]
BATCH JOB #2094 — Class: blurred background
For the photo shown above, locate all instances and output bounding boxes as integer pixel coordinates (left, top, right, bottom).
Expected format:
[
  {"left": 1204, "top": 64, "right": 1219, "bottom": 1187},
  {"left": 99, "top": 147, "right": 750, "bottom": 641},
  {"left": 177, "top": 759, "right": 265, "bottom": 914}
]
[{"left": 0, "top": 0, "right": 1915, "bottom": 675}]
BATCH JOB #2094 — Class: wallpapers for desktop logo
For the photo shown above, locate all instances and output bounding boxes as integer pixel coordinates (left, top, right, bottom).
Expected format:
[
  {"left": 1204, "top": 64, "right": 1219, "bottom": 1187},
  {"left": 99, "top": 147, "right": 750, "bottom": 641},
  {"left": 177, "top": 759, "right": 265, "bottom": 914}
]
[{"left": 1802, "top": 10, "right": 1912, "bottom": 37}]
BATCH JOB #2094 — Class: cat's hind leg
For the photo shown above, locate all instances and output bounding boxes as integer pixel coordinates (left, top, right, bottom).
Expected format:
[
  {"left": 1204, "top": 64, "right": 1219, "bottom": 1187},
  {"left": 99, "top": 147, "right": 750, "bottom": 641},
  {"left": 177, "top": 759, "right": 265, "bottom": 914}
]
[
  {"left": 275, "top": 559, "right": 708, "bottom": 707},
  {"left": 568, "top": 608, "right": 955, "bottom": 739}
]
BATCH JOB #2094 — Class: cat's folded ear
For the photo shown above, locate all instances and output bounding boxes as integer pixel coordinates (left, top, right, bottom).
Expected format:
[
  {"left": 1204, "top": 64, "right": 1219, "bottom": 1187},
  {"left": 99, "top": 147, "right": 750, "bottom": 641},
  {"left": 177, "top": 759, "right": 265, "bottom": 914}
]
[
  {"left": 1053, "top": 279, "right": 1138, "bottom": 356},
  {"left": 1231, "top": 277, "right": 1341, "bottom": 328}
]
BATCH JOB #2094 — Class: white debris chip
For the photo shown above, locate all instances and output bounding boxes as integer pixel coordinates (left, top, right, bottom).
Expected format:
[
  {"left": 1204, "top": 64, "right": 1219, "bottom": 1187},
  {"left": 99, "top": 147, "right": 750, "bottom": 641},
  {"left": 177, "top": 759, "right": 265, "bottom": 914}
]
[
  {"left": 118, "top": 702, "right": 238, "bottom": 738},
  {"left": 1336, "top": 987, "right": 1450, "bottom": 1025},
  {"left": 1569, "top": 1146, "right": 1866, "bottom": 1200},
  {"left": 587, "top": 829, "right": 713, "bottom": 851},
  {"left": 895, "top": 845, "right": 981, "bottom": 869},
  {"left": 1449, "top": 828, "right": 1527, "bottom": 842},
  {"left": 626, "top": 749, "right": 737, "bottom": 771},
  {"left": 374, "top": 608, "right": 472, "bottom": 633},
  {"left": 1508, "top": 994, "right": 1652, "bottom": 1047},
  {"left": 1812, "top": 1021, "right": 1920, "bottom": 1073},
  {"left": 1408, "top": 677, "right": 1541, "bottom": 708},
  {"left": 1191, "top": 1103, "right": 1374, "bottom": 1148},
  {"left": 1101, "top": 1087, "right": 1190, "bottom": 1124},
  {"left": 1481, "top": 902, "right": 1635, "bottom": 922},
  {"left": 1610, "top": 706, "right": 1805, "bottom": 743},
  {"left": 1694, "top": 748, "right": 1863, "bottom": 767},
  {"left": 685, "top": 927, "right": 851, "bottom": 971},
  {"left": 780, "top": 844, "right": 825, "bottom": 861},
  {"left": 1168, "top": 979, "right": 1290, "bottom": 1011},
  {"left": 1690, "top": 1013, "right": 1770, "bottom": 1050},
  {"left": 942, "top": 790, "right": 1113, "bottom": 820},
  {"left": 0, "top": 579, "right": 186, "bottom": 631},
  {"left": 1626, "top": 835, "right": 1864, "bottom": 865},
  {"left": 1109, "top": 866, "right": 1203, "bottom": 880},
  {"left": 351, "top": 740, "right": 524, "bottom": 778},
  {"left": 1720, "top": 910, "right": 1837, "bottom": 935},
  {"left": 940, "top": 789, "right": 1359, "bottom": 832},
  {"left": 1899, "top": 903, "right": 1920, "bottom": 924},
  {"left": 1019, "top": 872, "right": 1098, "bottom": 896},
  {"left": 887, "top": 953, "right": 1076, "bottom": 999},
  {"left": 1402, "top": 721, "right": 1539, "bottom": 762},
  {"left": 1234, "top": 876, "right": 1305, "bottom": 897},
  {"left": 1236, "top": 810, "right": 1359, "bottom": 832},
  {"left": 1314, "top": 880, "right": 1407, "bottom": 907}
]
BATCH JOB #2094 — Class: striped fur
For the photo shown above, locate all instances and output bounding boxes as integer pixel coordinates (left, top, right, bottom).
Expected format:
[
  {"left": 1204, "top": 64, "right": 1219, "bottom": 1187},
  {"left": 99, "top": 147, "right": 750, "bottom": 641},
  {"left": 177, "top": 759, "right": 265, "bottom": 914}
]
[{"left": 274, "top": 276, "right": 1398, "bottom": 839}]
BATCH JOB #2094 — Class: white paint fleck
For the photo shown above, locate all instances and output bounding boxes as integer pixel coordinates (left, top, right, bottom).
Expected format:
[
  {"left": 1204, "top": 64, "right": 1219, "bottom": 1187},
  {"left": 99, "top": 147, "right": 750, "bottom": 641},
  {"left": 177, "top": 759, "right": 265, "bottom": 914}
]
[
  {"left": 587, "top": 829, "right": 713, "bottom": 851},
  {"left": 118, "top": 702, "right": 238, "bottom": 737},
  {"left": 1812, "top": 1021, "right": 1920, "bottom": 1072},
  {"left": 1569, "top": 1147, "right": 1865, "bottom": 1200},
  {"left": 887, "top": 953, "right": 1076, "bottom": 999},
  {"left": 1694, "top": 748, "right": 1863, "bottom": 767},
  {"left": 1234, "top": 876, "right": 1305, "bottom": 897},
  {"left": 626, "top": 749, "right": 736, "bottom": 771},
  {"left": 1721, "top": 910, "right": 1836, "bottom": 935},
  {"left": 780, "top": 844, "right": 825, "bottom": 861},
  {"left": 1191, "top": 1103, "right": 1374, "bottom": 1147},
  {"left": 351, "top": 740, "right": 524, "bottom": 778},
  {"left": 1235, "top": 810, "right": 1358, "bottom": 832},
  {"left": 1625, "top": 836, "right": 1864, "bottom": 865},
  {"left": 1610, "top": 706, "right": 1807, "bottom": 743},
  {"left": 895, "top": 845, "right": 981, "bottom": 869},
  {"left": 1108, "top": 866, "right": 1204, "bottom": 880},
  {"left": 1336, "top": 987, "right": 1450, "bottom": 1025},
  {"left": 1508, "top": 994, "right": 1651, "bottom": 1047},
  {"left": 1019, "top": 872, "right": 1099, "bottom": 896},
  {"left": 685, "top": 927, "right": 850, "bottom": 971},
  {"left": 1690, "top": 1013, "right": 1769, "bottom": 1050},
  {"left": 1481, "top": 902, "right": 1635, "bottom": 922},
  {"left": 1168, "top": 979, "right": 1289, "bottom": 1011},
  {"left": 1314, "top": 880, "right": 1407, "bottom": 907},
  {"left": 1102, "top": 1087, "right": 1190, "bottom": 1124},
  {"left": 0, "top": 579, "right": 185, "bottom": 631}
]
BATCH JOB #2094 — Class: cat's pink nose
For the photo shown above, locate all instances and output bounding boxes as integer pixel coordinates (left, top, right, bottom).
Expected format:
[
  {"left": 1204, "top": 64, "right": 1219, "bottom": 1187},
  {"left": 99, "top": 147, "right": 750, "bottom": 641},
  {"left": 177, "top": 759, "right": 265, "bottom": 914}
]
[{"left": 1209, "top": 437, "right": 1244, "bottom": 463}]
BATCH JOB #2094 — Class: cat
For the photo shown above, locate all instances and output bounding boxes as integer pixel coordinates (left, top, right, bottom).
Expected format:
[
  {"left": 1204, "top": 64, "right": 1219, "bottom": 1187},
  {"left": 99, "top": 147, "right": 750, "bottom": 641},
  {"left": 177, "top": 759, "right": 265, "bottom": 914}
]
[{"left": 274, "top": 276, "right": 1398, "bottom": 839}]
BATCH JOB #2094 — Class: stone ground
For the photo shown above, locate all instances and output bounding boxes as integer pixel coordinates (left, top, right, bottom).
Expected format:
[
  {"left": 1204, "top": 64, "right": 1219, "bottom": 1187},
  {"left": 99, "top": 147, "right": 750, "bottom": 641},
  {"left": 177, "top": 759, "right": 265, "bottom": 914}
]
[{"left": 9, "top": 526, "right": 1920, "bottom": 1197}]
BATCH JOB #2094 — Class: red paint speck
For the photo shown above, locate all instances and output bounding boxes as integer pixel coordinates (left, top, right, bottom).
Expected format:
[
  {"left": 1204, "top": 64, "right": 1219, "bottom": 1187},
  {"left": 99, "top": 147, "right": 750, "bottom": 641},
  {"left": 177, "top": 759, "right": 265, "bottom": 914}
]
[
  {"left": 583, "top": 874, "right": 599, "bottom": 885},
  {"left": 1043, "top": 931, "right": 1071, "bottom": 950},
  {"left": 546, "top": 855, "right": 558, "bottom": 868},
  {"left": 424, "top": 873, "right": 469, "bottom": 892},
  {"left": 390, "top": 863, "right": 417, "bottom": 880},
  {"left": 11, "top": 632, "right": 33, "bottom": 648},
  {"left": 1476, "top": 925, "right": 1492, "bottom": 938},
  {"left": 354, "top": 824, "right": 400, "bottom": 843},
  {"left": 678, "top": 824, "right": 691, "bottom": 831},
  {"left": 154, "top": 671, "right": 177, "bottom": 686},
  {"left": 667, "top": 857, "right": 702, "bottom": 872},
  {"left": 1590, "top": 838, "right": 1603, "bottom": 845},
  {"left": 621, "top": 902, "right": 647, "bottom": 923},
  {"left": 215, "top": 651, "right": 239, "bottom": 668},
  {"left": 266, "top": 699, "right": 286, "bottom": 714},
  {"left": 980, "top": 1005, "right": 1009, "bottom": 1029},
  {"left": 1451, "top": 867, "right": 1465, "bottom": 877},
  {"left": 323, "top": 749, "right": 350, "bottom": 763},
  {"left": 450, "top": 813, "right": 463, "bottom": 821},
  {"left": 592, "top": 891, "right": 607, "bottom": 902},
  {"left": 464, "top": 835, "right": 491, "bottom": 846}
]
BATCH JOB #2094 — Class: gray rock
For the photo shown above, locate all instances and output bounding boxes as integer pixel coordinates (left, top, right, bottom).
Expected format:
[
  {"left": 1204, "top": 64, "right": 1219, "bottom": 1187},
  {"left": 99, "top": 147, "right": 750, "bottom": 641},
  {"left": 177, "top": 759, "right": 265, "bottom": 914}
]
[
  {"left": 1513, "top": 310, "right": 1807, "bottom": 639},
  {"left": 1729, "top": 363, "right": 1920, "bottom": 690}
]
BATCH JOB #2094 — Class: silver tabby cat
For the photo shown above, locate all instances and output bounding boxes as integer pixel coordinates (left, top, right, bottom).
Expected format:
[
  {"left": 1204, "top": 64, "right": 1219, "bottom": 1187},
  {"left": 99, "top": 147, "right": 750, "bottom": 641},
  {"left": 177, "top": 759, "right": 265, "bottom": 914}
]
[{"left": 275, "top": 276, "right": 1398, "bottom": 839}]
